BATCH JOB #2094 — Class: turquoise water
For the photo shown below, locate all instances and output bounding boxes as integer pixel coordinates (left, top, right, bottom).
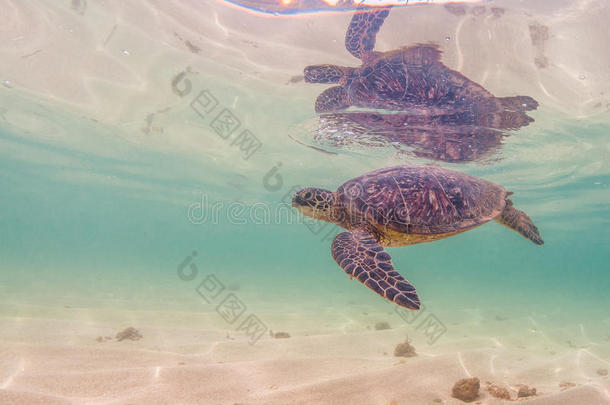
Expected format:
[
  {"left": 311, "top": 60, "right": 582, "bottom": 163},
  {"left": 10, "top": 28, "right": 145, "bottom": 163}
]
[
  {"left": 1, "top": 82, "right": 608, "bottom": 321},
  {"left": 0, "top": 1, "right": 609, "bottom": 402}
]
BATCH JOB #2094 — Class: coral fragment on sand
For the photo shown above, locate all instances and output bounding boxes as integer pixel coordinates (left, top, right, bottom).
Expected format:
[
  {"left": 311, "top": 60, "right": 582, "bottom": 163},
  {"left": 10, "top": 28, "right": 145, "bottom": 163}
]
[
  {"left": 517, "top": 385, "right": 537, "bottom": 398},
  {"left": 393, "top": 338, "right": 416, "bottom": 358},
  {"left": 115, "top": 327, "right": 143, "bottom": 341},
  {"left": 452, "top": 377, "right": 480, "bottom": 402},
  {"left": 487, "top": 383, "right": 511, "bottom": 400}
]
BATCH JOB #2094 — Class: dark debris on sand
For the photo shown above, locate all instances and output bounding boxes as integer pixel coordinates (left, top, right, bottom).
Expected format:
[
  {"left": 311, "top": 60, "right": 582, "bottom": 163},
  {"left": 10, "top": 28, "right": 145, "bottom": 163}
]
[
  {"left": 374, "top": 321, "right": 391, "bottom": 330},
  {"left": 271, "top": 331, "right": 291, "bottom": 339},
  {"left": 393, "top": 338, "right": 416, "bottom": 358},
  {"left": 452, "top": 377, "right": 480, "bottom": 402},
  {"left": 115, "top": 327, "right": 143, "bottom": 342}
]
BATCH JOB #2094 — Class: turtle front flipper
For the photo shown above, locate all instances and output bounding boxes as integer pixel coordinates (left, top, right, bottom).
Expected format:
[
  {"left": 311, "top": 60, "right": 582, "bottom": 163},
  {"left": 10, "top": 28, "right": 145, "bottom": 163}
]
[
  {"left": 331, "top": 231, "right": 421, "bottom": 310},
  {"left": 304, "top": 64, "right": 351, "bottom": 84},
  {"left": 315, "top": 86, "right": 351, "bottom": 113},
  {"left": 345, "top": 7, "right": 391, "bottom": 60}
]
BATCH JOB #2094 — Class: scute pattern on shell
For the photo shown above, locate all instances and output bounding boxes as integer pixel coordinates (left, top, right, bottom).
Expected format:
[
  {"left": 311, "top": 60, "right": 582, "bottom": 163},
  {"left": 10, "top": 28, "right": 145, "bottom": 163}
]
[
  {"left": 337, "top": 166, "right": 506, "bottom": 234},
  {"left": 345, "top": 46, "right": 496, "bottom": 112}
]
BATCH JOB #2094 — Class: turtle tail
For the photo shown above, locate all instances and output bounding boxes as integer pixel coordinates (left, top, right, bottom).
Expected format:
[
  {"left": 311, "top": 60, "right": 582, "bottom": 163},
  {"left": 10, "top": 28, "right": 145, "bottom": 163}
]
[{"left": 495, "top": 199, "right": 544, "bottom": 245}]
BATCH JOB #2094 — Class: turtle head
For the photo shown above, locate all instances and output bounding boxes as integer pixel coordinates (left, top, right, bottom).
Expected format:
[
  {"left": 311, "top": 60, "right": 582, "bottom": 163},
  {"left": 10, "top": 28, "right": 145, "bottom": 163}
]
[
  {"left": 304, "top": 64, "right": 351, "bottom": 84},
  {"left": 292, "top": 188, "right": 336, "bottom": 221}
]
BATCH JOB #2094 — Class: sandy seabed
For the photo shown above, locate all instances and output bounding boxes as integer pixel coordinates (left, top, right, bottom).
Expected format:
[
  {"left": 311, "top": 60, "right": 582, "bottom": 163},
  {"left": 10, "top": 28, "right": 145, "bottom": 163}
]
[{"left": 0, "top": 294, "right": 609, "bottom": 404}]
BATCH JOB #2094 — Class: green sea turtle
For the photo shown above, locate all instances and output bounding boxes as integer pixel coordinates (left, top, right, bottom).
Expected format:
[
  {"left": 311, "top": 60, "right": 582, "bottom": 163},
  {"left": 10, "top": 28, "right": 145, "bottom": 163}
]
[
  {"left": 304, "top": 7, "right": 538, "bottom": 115},
  {"left": 292, "top": 165, "right": 543, "bottom": 309}
]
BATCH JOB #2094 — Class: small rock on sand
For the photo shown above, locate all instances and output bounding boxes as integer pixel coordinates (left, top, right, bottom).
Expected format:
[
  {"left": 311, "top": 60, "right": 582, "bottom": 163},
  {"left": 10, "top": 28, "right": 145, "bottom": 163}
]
[
  {"left": 288, "top": 75, "right": 304, "bottom": 84},
  {"left": 393, "top": 338, "right": 416, "bottom": 358},
  {"left": 487, "top": 383, "right": 511, "bottom": 400},
  {"left": 115, "top": 327, "right": 142, "bottom": 341},
  {"left": 452, "top": 377, "right": 480, "bottom": 402},
  {"left": 597, "top": 368, "right": 608, "bottom": 376},
  {"left": 517, "top": 385, "right": 537, "bottom": 398},
  {"left": 375, "top": 321, "right": 391, "bottom": 330},
  {"left": 272, "top": 332, "right": 291, "bottom": 339}
]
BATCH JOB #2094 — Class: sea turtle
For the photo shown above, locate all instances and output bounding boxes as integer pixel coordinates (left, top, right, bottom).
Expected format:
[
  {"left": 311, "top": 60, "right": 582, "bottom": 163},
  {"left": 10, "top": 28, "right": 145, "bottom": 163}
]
[
  {"left": 292, "top": 165, "right": 543, "bottom": 309},
  {"left": 304, "top": 7, "right": 538, "bottom": 115}
]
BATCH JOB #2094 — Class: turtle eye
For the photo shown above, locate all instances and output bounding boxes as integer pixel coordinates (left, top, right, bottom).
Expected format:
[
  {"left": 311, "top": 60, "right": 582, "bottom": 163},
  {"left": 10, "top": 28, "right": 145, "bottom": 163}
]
[{"left": 304, "top": 191, "right": 312, "bottom": 200}]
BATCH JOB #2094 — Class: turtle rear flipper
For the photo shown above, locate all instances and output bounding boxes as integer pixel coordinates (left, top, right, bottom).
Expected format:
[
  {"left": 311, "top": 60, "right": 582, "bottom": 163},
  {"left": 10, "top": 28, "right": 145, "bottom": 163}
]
[
  {"left": 315, "top": 86, "right": 351, "bottom": 113},
  {"left": 304, "top": 64, "right": 351, "bottom": 84},
  {"left": 331, "top": 231, "right": 421, "bottom": 310},
  {"left": 496, "top": 200, "right": 544, "bottom": 245},
  {"left": 345, "top": 7, "right": 391, "bottom": 60}
]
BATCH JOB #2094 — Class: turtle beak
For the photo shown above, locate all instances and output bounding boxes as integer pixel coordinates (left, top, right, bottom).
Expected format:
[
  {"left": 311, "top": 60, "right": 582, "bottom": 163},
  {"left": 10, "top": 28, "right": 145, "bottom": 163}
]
[
  {"left": 292, "top": 194, "right": 305, "bottom": 208},
  {"left": 292, "top": 192, "right": 316, "bottom": 219}
]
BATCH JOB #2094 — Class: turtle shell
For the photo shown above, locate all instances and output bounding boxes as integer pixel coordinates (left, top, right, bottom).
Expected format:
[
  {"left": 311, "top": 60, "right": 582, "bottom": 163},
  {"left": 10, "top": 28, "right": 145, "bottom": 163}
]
[
  {"left": 345, "top": 45, "right": 494, "bottom": 111},
  {"left": 337, "top": 165, "right": 507, "bottom": 234}
]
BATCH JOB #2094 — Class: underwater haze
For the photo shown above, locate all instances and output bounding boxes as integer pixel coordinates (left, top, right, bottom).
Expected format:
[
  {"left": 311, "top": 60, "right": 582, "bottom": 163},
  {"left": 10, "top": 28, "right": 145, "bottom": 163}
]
[{"left": 0, "top": 0, "right": 609, "bottom": 404}]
